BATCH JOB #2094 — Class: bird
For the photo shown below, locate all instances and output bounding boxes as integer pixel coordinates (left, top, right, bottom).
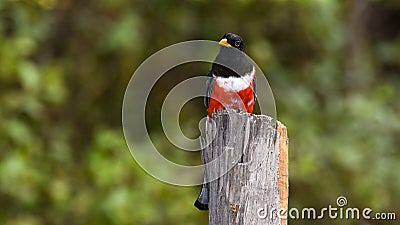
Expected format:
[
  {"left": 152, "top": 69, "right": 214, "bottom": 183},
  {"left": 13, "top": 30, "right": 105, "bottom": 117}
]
[
  {"left": 205, "top": 33, "right": 256, "bottom": 117},
  {"left": 194, "top": 33, "right": 256, "bottom": 210}
]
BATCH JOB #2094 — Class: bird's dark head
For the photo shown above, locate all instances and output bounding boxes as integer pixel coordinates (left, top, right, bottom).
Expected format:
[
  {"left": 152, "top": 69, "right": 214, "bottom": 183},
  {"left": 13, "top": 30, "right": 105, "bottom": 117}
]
[
  {"left": 212, "top": 33, "right": 252, "bottom": 78},
  {"left": 218, "top": 33, "right": 244, "bottom": 51}
]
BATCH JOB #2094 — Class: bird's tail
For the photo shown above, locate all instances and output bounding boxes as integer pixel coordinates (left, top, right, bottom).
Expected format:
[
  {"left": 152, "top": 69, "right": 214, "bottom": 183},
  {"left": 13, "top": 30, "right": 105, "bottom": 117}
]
[
  {"left": 195, "top": 139, "right": 209, "bottom": 210},
  {"left": 194, "top": 182, "right": 209, "bottom": 210}
]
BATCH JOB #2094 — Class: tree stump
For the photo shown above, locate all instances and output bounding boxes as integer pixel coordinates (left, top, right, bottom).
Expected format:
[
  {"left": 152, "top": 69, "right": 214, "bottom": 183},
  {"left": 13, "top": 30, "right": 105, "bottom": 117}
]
[{"left": 200, "top": 110, "right": 288, "bottom": 225}]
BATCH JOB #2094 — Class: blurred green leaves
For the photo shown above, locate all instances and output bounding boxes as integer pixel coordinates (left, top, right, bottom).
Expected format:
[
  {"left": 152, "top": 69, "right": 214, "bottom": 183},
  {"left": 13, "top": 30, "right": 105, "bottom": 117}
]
[{"left": 101, "top": 13, "right": 142, "bottom": 53}]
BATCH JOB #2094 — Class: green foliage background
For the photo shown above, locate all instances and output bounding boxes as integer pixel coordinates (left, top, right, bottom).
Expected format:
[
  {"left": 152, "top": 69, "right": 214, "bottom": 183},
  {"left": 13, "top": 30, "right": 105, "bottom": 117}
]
[{"left": 1, "top": 0, "right": 399, "bottom": 224}]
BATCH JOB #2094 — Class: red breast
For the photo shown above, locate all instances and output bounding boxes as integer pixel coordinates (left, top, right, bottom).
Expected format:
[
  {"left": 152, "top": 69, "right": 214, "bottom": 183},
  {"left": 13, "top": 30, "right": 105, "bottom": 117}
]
[{"left": 207, "top": 76, "right": 255, "bottom": 116}]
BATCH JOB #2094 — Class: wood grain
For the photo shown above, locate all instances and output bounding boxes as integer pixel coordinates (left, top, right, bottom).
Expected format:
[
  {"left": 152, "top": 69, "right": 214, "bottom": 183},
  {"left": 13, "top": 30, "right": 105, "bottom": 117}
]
[{"left": 200, "top": 110, "right": 288, "bottom": 225}]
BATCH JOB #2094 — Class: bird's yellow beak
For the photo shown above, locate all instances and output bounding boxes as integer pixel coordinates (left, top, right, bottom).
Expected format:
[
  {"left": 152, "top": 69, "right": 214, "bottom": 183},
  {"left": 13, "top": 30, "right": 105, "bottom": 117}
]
[{"left": 219, "top": 38, "right": 231, "bottom": 47}]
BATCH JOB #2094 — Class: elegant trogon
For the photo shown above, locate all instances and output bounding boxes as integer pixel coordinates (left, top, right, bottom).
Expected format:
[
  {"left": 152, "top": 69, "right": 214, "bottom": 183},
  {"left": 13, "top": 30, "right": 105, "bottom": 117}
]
[{"left": 195, "top": 33, "right": 256, "bottom": 210}]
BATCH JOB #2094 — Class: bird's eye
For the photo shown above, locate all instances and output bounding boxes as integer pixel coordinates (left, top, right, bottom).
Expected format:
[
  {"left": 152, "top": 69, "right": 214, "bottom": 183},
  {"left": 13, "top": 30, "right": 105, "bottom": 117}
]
[{"left": 234, "top": 41, "right": 241, "bottom": 47}]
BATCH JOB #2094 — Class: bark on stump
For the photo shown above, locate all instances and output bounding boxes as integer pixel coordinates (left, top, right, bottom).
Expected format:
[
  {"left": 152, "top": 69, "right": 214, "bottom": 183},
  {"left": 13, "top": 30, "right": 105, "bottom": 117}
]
[{"left": 200, "top": 110, "right": 288, "bottom": 225}]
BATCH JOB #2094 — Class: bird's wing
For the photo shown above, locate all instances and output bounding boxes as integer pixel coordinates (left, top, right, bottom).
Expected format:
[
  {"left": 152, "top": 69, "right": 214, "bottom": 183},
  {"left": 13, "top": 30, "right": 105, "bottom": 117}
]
[
  {"left": 252, "top": 67, "right": 257, "bottom": 102},
  {"left": 204, "top": 70, "right": 214, "bottom": 108}
]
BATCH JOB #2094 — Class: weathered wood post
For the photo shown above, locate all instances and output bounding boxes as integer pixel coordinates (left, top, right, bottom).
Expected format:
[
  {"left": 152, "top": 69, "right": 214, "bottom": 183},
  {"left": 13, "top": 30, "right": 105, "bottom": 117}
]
[{"left": 200, "top": 110, "right": 288, "bottom": 225}]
